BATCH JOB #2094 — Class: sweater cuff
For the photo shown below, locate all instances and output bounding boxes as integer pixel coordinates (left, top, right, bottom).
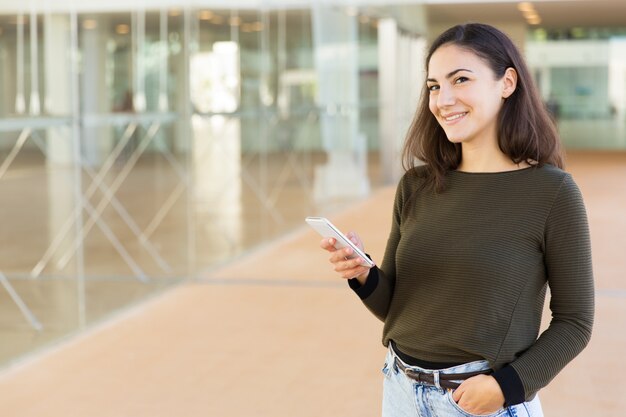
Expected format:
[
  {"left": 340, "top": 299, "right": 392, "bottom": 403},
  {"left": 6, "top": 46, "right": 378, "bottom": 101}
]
[
  {"left": 348, "top": 266, "right": 379, "bottom": 300},
  {"left": 492, "top": 365, "right": 526, "bottom": 406}
]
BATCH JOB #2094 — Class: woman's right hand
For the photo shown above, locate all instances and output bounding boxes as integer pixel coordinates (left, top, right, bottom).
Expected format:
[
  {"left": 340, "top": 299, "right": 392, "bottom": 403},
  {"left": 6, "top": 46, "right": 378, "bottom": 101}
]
[{"left": 319, "top": 231, "right": 373, "bottom": 286}]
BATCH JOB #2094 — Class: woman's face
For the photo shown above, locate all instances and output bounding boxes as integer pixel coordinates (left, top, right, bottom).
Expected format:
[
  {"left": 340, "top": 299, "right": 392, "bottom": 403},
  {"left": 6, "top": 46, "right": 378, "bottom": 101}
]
[{"left": 426, "top": 44, "right": 516, "bottom": 148}]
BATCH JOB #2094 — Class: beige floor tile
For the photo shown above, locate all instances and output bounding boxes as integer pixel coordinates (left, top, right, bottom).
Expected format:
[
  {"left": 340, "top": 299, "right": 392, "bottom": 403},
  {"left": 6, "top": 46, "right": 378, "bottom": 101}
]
[{"left": 0, "top": 151, "right": 624, "bottom": 416}]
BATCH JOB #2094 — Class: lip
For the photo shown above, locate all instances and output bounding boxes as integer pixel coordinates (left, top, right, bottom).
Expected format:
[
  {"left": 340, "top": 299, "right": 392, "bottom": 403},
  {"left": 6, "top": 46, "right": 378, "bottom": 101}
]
[{"left": 441, "top": 111, "right": 468, "bottom": 124}]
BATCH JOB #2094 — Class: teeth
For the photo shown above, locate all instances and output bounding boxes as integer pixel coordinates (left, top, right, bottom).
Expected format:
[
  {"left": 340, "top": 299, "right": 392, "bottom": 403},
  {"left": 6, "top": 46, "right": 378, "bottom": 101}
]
[{"left": 444, "top": 113, "right": 466, "bottom": 121}]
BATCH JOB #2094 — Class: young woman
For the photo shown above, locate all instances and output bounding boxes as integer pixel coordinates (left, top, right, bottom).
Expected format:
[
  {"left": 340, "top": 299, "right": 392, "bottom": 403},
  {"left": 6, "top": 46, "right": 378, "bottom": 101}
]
[{"left": 320, "top": 23, "right": 594, "bottom": 416}]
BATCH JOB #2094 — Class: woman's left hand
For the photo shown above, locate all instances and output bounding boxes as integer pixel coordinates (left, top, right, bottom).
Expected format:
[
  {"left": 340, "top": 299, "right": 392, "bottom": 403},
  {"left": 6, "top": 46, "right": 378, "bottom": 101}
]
[{"left": 452, "top": 375, "right": 505, "bottom": 415}]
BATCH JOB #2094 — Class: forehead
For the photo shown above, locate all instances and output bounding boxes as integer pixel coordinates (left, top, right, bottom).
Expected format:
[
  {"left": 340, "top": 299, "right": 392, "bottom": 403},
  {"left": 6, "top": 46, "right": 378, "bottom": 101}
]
[{"left": 427, "top": 44, "right": 491, "bottom": 77}]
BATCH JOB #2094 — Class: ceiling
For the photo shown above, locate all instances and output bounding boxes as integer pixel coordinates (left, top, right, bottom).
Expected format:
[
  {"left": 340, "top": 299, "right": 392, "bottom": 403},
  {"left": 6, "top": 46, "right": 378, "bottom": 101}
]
[
  {"left": 0, "top": 1, "right": 624, "bottom": 35},
  {"left": 426, "top": 0, "right": 626, "bottom": 29}
]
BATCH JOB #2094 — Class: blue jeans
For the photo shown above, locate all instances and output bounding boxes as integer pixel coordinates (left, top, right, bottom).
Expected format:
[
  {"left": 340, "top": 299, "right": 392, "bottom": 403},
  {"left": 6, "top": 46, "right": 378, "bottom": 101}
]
[{"left": 381, "top": 345, "right": 543, "bottom": 417}]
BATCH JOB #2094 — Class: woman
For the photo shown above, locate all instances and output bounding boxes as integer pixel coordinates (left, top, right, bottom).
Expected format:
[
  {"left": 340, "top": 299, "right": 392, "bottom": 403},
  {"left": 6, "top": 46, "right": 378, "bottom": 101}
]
[{"left": 320, "top": 23, "right": 593, "bottom": 416}]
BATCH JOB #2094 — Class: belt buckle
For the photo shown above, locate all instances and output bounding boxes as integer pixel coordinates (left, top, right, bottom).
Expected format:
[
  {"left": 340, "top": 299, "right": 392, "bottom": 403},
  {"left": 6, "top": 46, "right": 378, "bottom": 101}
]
[
  {"left": 406, "top": 368, "right": 426, "bottom": 384},
  {"left": 395, "top": 357, "right": 435, "bottom": 387}
]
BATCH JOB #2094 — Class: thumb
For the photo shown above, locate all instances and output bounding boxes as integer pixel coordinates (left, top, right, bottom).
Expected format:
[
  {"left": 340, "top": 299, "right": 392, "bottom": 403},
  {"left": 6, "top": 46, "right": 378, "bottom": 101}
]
[{"left": 346, "top": 231, "right": 363, "bottom": 248}]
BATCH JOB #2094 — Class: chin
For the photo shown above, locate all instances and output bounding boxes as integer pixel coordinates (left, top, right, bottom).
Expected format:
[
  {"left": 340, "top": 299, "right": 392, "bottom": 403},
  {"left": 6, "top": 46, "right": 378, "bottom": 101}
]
[{"left": 446, "top": 135, "right": 464, "bottom": 144}]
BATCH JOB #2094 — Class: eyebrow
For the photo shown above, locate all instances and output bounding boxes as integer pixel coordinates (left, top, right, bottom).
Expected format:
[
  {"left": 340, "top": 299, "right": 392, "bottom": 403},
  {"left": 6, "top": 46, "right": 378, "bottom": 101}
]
[{"left": 426, "top": 68, "right": 474, "bottom": 83}]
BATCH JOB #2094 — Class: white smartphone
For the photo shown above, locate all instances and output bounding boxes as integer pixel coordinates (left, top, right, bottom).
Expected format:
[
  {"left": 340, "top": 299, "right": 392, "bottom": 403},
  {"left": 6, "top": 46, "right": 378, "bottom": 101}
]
[{"left": 305, "top": 216, "right": 375, "bottom": 268}]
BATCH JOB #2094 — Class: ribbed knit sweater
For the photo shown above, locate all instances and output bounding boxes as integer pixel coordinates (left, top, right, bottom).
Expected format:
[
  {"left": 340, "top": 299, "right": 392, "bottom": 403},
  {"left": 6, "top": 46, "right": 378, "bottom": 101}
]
[{"left": 349, "top": 164, "right": 594, "bottom": 405}]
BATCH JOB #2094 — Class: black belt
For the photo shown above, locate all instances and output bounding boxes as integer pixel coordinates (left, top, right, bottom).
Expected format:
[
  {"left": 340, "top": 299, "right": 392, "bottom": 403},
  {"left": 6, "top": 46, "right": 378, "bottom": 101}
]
[{"left": 394, "top": 358, "right": 491, "bottom": 390}]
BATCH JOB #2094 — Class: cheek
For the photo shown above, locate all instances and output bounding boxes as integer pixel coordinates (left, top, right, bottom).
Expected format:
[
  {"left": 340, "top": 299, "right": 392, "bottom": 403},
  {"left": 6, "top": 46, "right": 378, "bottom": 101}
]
[
  {"left": 428, "top": 96, "right": 438, "bottom": 117},
  {"left": 486, "top": 97, "right": 505, "bottom": 118}
]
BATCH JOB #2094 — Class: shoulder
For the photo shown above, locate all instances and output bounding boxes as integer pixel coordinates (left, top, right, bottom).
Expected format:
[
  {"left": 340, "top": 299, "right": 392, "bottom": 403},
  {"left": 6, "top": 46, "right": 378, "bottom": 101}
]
[
  {"left": 535, "top": 164, "right": 580, "bottom": 190},
  {"left": 527, "top": 164, "right": 580, "bottom": 196},
  {"left": 399, "top": 164, "right": 429, "bottom": 187},
  {"left": 396, "top": 165, "right": 429, "bottom": 196},
  {"left": 533, "top": 163, "right": 568, "bottom": 181},
  {"left": 534, "top": 165, "right": 587, "bottom": 216},
  {"left": 389, "top": 165, "right": 430, "bottom": 215}
]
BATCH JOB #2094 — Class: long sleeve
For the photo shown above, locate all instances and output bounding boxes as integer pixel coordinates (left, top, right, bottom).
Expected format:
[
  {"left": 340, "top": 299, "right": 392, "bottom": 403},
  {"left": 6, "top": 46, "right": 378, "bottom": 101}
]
[
  {"left": 495, "top": 173, "right": 594, "bottom": 402},
  {"left": 348, "top": 176, "right": 406, "bottom": 321}
]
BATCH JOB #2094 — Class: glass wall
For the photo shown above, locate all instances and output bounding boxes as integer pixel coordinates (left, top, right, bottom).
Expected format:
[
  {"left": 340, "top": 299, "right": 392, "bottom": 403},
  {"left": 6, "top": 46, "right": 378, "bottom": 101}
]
[
  {"left": 527, "top": 27, "right": 626, "bottom": 149},
  {"left": 0, "top": 5, "right": 386, "bottom": 366},
  {"left": 0, "top": 10, "right": 192, "bottom": 364}
]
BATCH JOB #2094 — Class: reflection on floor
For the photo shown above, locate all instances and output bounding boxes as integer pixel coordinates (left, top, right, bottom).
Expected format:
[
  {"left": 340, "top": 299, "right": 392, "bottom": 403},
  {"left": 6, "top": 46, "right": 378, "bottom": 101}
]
[
  {"left": 0, "top": 278, "right": 174, "bottom": 366},
  {"left": 0, "top": 149, "right": 381, "bottom": 367},
  {"left": 0, "top": 150, "right": 624, "bottom": 416}
]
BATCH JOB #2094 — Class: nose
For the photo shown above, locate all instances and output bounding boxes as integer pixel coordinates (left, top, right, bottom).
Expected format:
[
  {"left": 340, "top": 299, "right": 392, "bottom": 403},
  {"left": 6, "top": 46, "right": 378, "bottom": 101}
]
[{"left": 437, "top": 85, "right": 456, "bottom": 108}]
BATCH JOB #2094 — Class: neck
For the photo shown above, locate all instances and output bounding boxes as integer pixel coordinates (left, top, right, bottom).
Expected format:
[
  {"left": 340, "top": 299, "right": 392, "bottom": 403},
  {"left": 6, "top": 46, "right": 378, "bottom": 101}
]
[{"left": 457, "top": 143, "right": 528, "bottom": 173}]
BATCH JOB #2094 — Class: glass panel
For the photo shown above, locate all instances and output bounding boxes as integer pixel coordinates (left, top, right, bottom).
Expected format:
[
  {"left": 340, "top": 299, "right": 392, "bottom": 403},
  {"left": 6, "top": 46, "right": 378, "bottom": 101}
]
[
  {"left": 0, "top": 9, "right": 191, "bottom": 366},
  {"left": 0, "top": 5, "right": 384, "bottom": 367},
  {"left": 527, "top": 28, "right": 626, "bottom": 149}
]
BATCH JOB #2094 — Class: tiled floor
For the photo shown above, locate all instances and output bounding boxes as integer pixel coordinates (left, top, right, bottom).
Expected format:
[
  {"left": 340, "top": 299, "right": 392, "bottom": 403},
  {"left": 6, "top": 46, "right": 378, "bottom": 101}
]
[
  {"left": 0, "top": 149, "right": 378, "bottom": 367},
  {"left": 0, "top": 150, "right": 624, "bottom": 416}
]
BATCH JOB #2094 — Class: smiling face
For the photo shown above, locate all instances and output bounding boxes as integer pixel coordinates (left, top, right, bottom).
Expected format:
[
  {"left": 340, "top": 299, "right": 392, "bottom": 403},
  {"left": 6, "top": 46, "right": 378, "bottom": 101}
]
[{"left": 426, "top": 43, "right": 517, "bottom": 149}]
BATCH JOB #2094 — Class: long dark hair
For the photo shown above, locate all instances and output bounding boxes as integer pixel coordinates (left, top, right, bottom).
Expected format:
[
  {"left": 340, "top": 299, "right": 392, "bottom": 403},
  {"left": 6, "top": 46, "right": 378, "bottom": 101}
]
[{"left": 402, "top": 23, "right": 563, "bottom": 192}]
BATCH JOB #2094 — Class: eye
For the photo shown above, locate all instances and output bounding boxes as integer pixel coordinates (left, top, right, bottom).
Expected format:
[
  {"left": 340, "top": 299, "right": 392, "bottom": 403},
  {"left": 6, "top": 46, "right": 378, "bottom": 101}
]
[
  {"left": 454, "top": 76, "right": 469, "bottom": 84},
  {"left": 427, "top": 84, "right": 440, "bottom": 92}
]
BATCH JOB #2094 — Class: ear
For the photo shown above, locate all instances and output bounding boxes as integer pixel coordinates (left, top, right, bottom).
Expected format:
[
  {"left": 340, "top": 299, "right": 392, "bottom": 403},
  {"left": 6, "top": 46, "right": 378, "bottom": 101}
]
[{"left": 501, "top": 67, "right": 517, "bottom": 98}]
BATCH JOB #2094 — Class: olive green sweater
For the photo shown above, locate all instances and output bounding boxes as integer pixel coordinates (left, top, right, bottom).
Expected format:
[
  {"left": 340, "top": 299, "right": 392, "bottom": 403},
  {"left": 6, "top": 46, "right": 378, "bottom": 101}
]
[{"left": 350, "top": 164, "right": 594, "bottom": 405}]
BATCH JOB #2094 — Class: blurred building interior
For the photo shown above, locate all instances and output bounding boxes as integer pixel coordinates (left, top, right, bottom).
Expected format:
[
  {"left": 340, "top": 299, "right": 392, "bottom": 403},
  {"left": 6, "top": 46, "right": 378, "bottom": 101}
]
[{"left": 1, "top": 0, "right": 625, "bottom": 367}]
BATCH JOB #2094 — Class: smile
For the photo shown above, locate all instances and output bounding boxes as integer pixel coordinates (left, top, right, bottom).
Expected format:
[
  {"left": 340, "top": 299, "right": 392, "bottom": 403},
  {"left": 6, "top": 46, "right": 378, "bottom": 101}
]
[{"left": 443, "top": 112, "right": 468, "bottom": 122}]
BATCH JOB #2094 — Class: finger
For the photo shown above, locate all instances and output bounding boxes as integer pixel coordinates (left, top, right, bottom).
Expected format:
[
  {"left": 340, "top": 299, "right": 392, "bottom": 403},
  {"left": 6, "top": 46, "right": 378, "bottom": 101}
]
[
  {"left": 320, "top": 238, "right": 337, "bottom": 252},
  {"left": 334, "top": 258, "right": 370, "bottom": 277},
  {"left": 346, "top": 231, "right": 363, "bottom": 248},
  {"left": 452, "top": 387, "right": 463, "bottom": 402},
  {"left": 337, "top": 265, "right": 369, "bottom": 279},
  {"left": 328, "top": 246, "right": 354, "bottom": 263},
  {"left": 330, "top": 253, "right": 356, "bottom": 270}
]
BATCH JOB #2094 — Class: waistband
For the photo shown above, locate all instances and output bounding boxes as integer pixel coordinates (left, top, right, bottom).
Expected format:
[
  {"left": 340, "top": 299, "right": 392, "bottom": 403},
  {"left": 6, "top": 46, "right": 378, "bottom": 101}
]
[
  {"left": 391, "top": 340, "right": 463, "bottom": 370},
  {"left": 388, "top": 343, "right": 492, "bottom": 390}
]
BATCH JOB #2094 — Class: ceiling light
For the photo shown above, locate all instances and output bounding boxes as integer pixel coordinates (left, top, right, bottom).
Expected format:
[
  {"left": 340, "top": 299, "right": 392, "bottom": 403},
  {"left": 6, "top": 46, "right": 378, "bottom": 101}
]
[
  {"left": 82, "top": 19, "right": 97, "bottom": 30},
  {"left": 199, "top": 10, "right": 214, "bottom": 20},
  {"left": 241, "top": 22, "right": 264, "bottom": 32},
  {"left": 116, "top": 24, "right": 130, "bottom": 35},
  {"left": 517, "top": 2, "right": 535, "bottom": 13},
  {"left": 523, "top": 11, "right": 539, "bottom": 19},
  {"left": 527, "top": 16, "right": 542, "bottom": 25}
]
